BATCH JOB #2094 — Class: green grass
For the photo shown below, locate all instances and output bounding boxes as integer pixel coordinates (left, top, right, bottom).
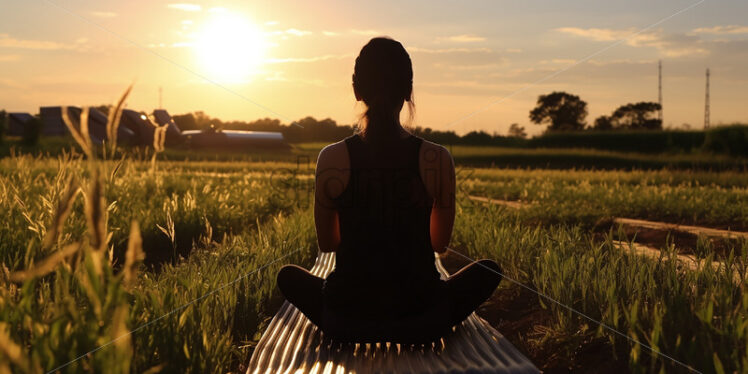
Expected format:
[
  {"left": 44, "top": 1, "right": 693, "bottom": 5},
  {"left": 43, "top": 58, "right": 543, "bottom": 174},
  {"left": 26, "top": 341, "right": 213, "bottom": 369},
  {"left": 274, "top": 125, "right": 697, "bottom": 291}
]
[
  {"left": 4, "top": 138, "right": 748, "bottom": 170},
  {"left": 285, "top": 142, "right": 748, "bottom": 170},
  {"left": 464, "top": 168, "right": 748, "bottom": 230},
  {"left": 0, "top": 149, "right": 746, "bottom": 372},
  {"left": 454, "top": 203, "right": 746, "bottom": 373}
]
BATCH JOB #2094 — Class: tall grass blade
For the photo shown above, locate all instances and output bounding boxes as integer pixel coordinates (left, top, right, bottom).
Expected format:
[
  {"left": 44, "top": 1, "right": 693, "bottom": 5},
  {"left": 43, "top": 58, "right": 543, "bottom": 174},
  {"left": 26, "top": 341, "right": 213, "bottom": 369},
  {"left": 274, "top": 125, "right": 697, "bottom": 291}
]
[
  {"left": 41, "top": 176, "right": 80, "bottom": 250},
  {"left": 9, "top": 243, "right": 80, "bottom": 282},
  {"left": 123, "top": 220, "right": 144, "bottom": 288},
  {"left": 61, "top": 106, "right": 92, "bottom": 158},
  {"left": 106, "top": 84, "right": 133, "bottom": 158}
]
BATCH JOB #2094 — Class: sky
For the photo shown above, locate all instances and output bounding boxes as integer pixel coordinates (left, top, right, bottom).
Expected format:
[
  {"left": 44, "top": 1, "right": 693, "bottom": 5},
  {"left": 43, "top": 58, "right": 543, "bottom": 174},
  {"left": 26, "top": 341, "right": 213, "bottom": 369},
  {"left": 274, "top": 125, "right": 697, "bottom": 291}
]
[{"left": 1, "top": 0, "right": 747, "bottom": 136}]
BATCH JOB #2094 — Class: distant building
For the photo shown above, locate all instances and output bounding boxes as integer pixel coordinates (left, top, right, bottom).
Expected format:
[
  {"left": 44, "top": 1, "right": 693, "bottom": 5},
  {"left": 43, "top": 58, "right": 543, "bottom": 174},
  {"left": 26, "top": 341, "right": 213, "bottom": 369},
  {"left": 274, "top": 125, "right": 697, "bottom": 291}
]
[
  {"left": 39, "top": 107, "right": 69, "bottom": 136},
  {"left": 152, "top": 109, "right": 185, "bottom": 146},
  {"left": 121, "top": 109, "right": 157, "bottom": 146},
  {"left": 180, "top": 128, "right": 289, "bottom": 149},
  {"left": 6, "top": 113, "right": 34, "bottom": 136},
  {"left": 39, "top": 106, "right": 136, "bottom": 144},
  {"left": 35, "top": 106, "right": 289, "bottom": 151}
]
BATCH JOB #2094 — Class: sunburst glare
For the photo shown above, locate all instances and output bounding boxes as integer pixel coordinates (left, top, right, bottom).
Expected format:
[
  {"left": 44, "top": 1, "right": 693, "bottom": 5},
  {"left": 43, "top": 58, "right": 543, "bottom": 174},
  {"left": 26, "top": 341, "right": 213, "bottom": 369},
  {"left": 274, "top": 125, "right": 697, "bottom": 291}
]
[{"left": 194, "top": 12, "right": 268, "bottom": 83}]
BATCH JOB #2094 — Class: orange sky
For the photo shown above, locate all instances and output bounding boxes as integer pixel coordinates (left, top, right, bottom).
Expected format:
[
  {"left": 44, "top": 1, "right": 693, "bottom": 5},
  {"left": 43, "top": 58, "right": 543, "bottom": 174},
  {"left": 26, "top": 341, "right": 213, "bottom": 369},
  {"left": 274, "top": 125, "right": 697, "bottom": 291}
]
[{"left": 1, "top": 0, "right": 747, "bottom": 136}]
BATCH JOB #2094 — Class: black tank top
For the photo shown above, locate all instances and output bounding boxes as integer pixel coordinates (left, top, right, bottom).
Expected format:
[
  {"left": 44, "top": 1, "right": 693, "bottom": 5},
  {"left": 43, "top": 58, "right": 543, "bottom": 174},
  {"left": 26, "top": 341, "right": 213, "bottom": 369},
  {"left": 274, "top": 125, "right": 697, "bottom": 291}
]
[{"left": 322, "top": 133, "right": 443, "bottom": 320}]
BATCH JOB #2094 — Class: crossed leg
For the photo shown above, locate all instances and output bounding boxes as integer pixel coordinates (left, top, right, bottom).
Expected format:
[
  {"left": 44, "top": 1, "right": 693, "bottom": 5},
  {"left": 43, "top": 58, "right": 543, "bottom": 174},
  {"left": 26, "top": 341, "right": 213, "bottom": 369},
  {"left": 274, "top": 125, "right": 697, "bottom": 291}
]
[
  {"left": 275, "top": 258, "right": 503, "bottom": 338},
  {"left": 444, "top": 259, "right": 503, "bottom": 327},
  {"left": 276, "top": 264, "right": 325, "bottom": 327}
]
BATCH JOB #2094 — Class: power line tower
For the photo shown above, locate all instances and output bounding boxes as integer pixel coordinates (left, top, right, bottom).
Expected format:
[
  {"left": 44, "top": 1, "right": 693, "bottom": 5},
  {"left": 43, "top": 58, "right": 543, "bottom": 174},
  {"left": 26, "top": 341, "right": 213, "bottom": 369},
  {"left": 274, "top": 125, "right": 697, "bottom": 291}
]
[
  {"left": 658, "top": 60, "right": 663, "bottom": 124},
  {"left": 704, "top": 68, "right": 710, "bottom": 129}
]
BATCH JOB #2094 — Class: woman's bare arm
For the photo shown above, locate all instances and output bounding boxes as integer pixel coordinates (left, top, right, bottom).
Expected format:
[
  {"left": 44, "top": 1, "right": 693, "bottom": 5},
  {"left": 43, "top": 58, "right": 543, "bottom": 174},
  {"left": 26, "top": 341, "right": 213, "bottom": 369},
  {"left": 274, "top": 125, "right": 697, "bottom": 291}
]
[
  {"left": 314, "top": 142, "right": 348, "bottom": 253},
  {"left": 420, "top": 141, "right": 456, "bottom": 254}
]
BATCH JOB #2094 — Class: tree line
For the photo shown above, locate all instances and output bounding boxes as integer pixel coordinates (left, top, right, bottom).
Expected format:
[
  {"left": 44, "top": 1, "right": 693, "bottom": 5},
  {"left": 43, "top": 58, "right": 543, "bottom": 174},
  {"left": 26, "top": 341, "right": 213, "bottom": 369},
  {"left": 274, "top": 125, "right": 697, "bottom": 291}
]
[
  {"left": 529, "top": 91, "right": 662, "bottom": 132},
  {"left": 0, "top": 91, "right": 673, "bottom": 146},
  {"left": 166, "top": 90, "right": 663, "bottom": 144},
  {"left": 169, "top": 111, "right": 533, "bottom": 146}
]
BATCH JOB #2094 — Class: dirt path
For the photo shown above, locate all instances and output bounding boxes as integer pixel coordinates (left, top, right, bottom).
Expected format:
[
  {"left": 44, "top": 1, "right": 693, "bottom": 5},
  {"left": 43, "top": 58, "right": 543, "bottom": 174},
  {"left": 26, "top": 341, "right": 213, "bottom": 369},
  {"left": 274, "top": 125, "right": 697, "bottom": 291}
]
[
  {"left": 467, "top": 195, "right": 528, "bottom": 209},
  {"left": 612, "top": 240, "right": 743, "bottom": 282},
  {"left": 468, "top": 194, "right": 748, "bottom": 241},
  {"left": 467, "top": 194, "right": 745, "bottom": 281},
  {"left": 613, "top": 217, "right": 748, "bottom": 240}
]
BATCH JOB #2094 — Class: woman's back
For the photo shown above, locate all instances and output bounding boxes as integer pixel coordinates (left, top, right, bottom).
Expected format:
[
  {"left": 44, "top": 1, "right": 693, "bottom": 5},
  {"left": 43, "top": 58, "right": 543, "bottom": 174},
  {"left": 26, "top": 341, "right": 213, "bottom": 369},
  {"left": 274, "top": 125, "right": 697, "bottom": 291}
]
[
  {"left": 322, "top": 132, "right": 443, "bottom": 321},
  {"left": 275, "top": 37, "right": 500, "bottom": 345}
]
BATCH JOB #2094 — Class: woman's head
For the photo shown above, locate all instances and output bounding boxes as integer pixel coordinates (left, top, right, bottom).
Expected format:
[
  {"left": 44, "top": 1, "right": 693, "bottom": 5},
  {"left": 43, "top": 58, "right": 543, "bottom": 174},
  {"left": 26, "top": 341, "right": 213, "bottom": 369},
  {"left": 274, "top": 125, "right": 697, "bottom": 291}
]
[{"left": 353, "top": 37, "right": 414, "bottom": 141}]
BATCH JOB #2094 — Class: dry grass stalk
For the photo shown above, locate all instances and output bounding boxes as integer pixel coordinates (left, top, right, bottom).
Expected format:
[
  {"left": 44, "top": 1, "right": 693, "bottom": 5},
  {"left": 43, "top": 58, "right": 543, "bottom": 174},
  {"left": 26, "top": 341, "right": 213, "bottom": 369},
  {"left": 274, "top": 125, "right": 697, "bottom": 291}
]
[
  {"left": 0, "top": 323, "right": 33, "bottom": 373},
  {"left": 123, "top": 220, "right": 144, "bottom": 288},
  {"left": 153, "top": 124, "right": 167, "bottom": 153},
  {"left": 85, "top": 169, "right": 106, "bottom": 252},
  {"left": 79, "top": 107, "right": 90, "bottom": 151},
  {"left": 106, "top": 84, "right": 133, "bottom": 158},
  {"left": 41, "top": 176, "right": 80, "bottom": 250},
  {"left": 150, "top": 123, "right": 168, "bottom": 172},
  {"left": 9, "top": 243, "right": 81, "bottom": 282},
  {"left": 61, "top": 106, "right": 93, "bottom": 159}
]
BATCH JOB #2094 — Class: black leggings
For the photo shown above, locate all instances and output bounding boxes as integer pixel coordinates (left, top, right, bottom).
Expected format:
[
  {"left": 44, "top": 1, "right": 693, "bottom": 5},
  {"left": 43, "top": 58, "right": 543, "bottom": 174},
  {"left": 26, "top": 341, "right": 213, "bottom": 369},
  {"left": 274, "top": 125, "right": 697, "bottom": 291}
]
[{"left": 276, "top": 258, "right": 502, "bottom": 341}]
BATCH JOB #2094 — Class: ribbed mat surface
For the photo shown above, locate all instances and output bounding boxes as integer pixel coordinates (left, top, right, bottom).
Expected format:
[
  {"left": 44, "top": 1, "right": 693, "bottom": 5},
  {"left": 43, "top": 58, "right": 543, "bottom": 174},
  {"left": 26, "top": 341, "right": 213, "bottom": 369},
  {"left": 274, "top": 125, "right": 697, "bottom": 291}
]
[{"left": 247, "top": 252, "right": 539, "bottom": 374}]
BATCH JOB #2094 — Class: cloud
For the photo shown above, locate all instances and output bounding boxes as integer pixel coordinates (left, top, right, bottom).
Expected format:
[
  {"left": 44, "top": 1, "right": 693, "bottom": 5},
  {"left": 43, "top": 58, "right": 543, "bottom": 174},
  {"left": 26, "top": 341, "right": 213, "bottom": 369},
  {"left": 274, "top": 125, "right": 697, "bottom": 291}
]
[
  {"left": 555, "top": 27, "right": 631, "bottom": 41},
  {"left": 284, "top": 28, "right": 311, "bottom": 37},
  {"left": 265, "top": 53, "right": 353, "bottom": 64},
  {"left": 0, "top": 33, "right": 78, "bottom": 50},
  {"left": 586, "top": 58, "right": 656, "bottom": 66},
  {"left": 693, "top": 25, "right": 748, "bottom": 35},
  {"left": 322, "top": 31, "right": 338, "bottom": 37},
  {"left": 555, "top": 27, "right": 708, "bottom": 57},
  {"left": 146, "top": 42, "right": 192, "bottom": 48},
  {"left": 89, "top": 11, "right": 117, "bottom": 18},
  {"left": 539, "top": 58, "right": 576, "bottom": 65},
  {"left": 350, "top": 29, "right": 381, "bottom": 36},
  {"left": 266, "top": 29, "right": 313, "bottom": 38},
  {"left": 0, "top": 54, "right": 20, "bottom": 62},
  {"left": 433, "top": 62, "right": 507, "bottom": 71},
  {"left": 438, "top": 34, "right": 486, "bottom": 43},
  {"left": 0, "top": 78, "right": 26, "bottom": 90},
  {"left": 408, "top": 46, "right": 492, "bottom": 54},
  {"left": 167, "top": 3, "right": 202, "bottom": 12}
]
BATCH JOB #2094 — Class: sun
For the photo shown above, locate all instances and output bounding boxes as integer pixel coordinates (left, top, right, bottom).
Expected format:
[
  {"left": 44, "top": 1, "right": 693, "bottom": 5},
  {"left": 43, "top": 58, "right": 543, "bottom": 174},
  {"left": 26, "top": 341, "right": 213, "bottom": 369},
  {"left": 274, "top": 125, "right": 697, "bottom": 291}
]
[{"left": 194, "top": 12, "right": 267, "bottom": 83}]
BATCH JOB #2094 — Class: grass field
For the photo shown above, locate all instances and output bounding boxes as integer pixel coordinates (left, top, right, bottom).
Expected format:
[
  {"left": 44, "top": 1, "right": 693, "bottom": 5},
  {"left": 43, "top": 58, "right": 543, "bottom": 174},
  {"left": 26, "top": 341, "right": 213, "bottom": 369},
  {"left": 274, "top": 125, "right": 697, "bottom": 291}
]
[
  {"left": 4, "top": 136, "right": 748, "bottom": 170},
  {"left": 0, "top": 140, "right": 746, "bottom": 373}
]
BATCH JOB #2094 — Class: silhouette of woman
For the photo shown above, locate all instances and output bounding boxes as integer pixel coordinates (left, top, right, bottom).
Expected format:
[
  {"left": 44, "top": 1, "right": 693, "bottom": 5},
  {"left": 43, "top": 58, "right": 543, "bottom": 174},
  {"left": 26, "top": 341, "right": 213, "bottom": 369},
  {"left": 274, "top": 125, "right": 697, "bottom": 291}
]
[{"left": 276, "top": 37, "right": 502, "bottom": 343}]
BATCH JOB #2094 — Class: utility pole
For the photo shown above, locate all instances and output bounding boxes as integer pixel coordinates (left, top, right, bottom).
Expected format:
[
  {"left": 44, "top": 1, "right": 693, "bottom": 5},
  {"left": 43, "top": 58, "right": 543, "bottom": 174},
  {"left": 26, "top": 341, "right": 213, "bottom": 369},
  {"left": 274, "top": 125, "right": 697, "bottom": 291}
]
[
  {"left": 704, "top": 68, "right": 710, "bottom": 129},
  {"left": 658, "top": 60, "right": 663, "bottom": 124}
]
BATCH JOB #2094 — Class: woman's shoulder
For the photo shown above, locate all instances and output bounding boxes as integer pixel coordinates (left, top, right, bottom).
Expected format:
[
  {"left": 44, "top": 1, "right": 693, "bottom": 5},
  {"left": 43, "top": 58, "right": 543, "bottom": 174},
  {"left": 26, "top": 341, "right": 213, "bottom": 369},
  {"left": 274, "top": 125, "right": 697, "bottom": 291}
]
[
  {"left": 317, "top": 139, "right": 351, "bottom": 171},
  {"left": 417, "top": 139, "right": 453, "bottom": 166}
]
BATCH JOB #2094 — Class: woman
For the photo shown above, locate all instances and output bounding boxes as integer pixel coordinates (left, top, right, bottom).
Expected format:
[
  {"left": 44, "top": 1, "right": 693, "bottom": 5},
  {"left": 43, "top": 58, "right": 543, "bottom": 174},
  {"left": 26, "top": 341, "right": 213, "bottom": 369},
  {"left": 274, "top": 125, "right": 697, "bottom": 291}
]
[{"left": 276, "top": 37, "right": 502, "bottom": 344}]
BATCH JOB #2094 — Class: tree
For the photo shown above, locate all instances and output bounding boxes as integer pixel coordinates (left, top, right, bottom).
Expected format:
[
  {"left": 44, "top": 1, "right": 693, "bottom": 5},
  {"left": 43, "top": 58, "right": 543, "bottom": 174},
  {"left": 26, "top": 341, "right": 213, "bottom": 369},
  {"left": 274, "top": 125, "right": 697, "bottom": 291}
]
[
  {"left": 93, "top": 105, "right": 111, "bottom": 116},
  {"left": 507, "top": 123, "right": 527, "bottom": 138},
  {"left": 0, "top": 110, "right": 6, "bottom": 143},
  {"left": 529, "top": 91, "right": 587, "bottom": 132},
  {"left": 22, "top": 116, "right": 42, "bottom": 145},
  {"left": 461, "top": 130, "right": 493, "bottom": 145},
  {"left": 609, "top": 102, "right": 662, "bottom": 130},
  {"left": 172, "top": 113, "right": 199, "bottom": 131},
  {"left": 592, "top": 115, "right": 613, "bottom": 130}
]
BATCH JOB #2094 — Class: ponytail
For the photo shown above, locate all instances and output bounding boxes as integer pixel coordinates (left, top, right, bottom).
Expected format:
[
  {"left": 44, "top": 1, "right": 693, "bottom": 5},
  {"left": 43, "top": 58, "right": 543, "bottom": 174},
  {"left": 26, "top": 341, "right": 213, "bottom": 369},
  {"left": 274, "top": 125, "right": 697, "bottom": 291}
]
[{"left": 353, "top": 37, "right": 414, "bottom": 143}]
